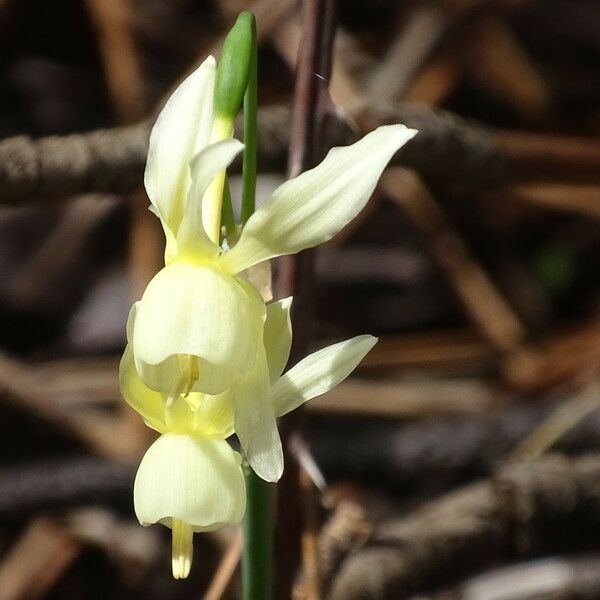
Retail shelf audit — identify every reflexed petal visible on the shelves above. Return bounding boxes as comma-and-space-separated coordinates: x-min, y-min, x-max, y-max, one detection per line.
132, 263, 264, 395
220, 125, 417, 273
134, 433, 246, 531
263, 297, 293, 382
271, 335, 377, 417
144, 57, 216, 233
176, 139, 244, 260
231, 350, 283, 482
119, 344, 166, 432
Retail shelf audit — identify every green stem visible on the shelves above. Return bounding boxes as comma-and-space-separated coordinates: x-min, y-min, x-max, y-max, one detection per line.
242, 466, 274, 600
241, 13, 258, 225
240, 12, 273, 600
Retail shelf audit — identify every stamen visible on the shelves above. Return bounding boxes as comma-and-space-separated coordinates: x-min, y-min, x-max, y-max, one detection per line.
179, 355, 200, 397
171, 519, 193, 579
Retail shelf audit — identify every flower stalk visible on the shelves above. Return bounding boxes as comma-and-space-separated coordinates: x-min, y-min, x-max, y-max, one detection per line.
238, 14, 274, 600
242, 466, 274, 600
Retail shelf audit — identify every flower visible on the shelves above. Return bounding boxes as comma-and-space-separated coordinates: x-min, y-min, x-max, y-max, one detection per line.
127, 55, 417, 484
121, 304, 379, 578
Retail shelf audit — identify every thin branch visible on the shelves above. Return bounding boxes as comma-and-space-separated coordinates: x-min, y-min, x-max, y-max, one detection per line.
329, 454, 600, 600
4, 104, 600, 205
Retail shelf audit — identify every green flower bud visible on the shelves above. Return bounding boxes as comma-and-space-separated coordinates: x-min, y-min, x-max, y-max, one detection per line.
214, 11, 256, 122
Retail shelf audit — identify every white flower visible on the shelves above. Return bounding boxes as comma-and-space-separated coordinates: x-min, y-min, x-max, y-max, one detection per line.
128, 56, 416, 483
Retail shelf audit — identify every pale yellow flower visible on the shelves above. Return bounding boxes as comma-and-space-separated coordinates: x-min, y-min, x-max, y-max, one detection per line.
128, 56, 416, 483
121, 306, 378, 577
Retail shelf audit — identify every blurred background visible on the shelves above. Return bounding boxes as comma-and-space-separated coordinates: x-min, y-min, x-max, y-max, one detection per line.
0, 0, 600, 598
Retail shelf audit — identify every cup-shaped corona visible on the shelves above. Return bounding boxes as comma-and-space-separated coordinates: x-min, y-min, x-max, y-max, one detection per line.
134, 433, 246, 579
132, 263, 266, 398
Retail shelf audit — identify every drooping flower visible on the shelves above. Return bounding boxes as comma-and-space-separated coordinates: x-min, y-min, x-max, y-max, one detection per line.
121, 297, 378, 578
127, 54, 417, 484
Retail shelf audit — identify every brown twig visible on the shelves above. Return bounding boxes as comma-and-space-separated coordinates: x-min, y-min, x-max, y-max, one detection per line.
381, 168, 527, 353
0, 518, 81, 600
309, 376, 499, 418
411, 555, 600, 600
0, 351, 143, 458
367, 4, 449, 102
360, 330, 496, 373
6, 102, 600, 205
0, 458, 134, 519
202, 529, 243, 600
329, 454, 600, 600
467, 16, 552, 120
8, 194, 118, 311
492, 182, 600, 220
275, 1, 338, 598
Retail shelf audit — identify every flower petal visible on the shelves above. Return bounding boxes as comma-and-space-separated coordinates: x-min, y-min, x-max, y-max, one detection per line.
263, 297, 293, 382
166, 393, 235, 439
231, 350, 283, 482
176, 139, 244, 260
119, 344, 166, 432
134, 433, 246, 531
126, 301, 138, 344
132, 263, 264, 395
144, 57, 216, 233
271, 335, 377, 417
220, 125, 417, 273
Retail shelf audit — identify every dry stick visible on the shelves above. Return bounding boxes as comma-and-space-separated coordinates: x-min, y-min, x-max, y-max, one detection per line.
403, 52, 463, 105
202, 529, 243, 600
8, 194, 118, 310
0, 458, 135, 519
84, 0, 159, 293
329, 454, 600, 600
509, 381, 600, 461
318, 501, 371, 597
495, 182, 600, 220
504, 317, 600, 391
34, 355, 120, 406
367, 4, 449, 102
295, 468, 323, 600
365, 1, 523, 107
467, 16, 552, 120
307, 396, 600, 495
412, 555, 600, 600
309, 376, 499, 418
381, 168, 526, 354
270, 13, 367, 122
0, 518, 81, 600
360, 330, 496, 372
8, 397, 600, 521
85, 0, 158, 453
5, 103, 600, 206
0, 351, 138, 458
496, 129, 600, 184
65, 507, 162, 575
84, 0, 161, 295
274, 2, 337, 598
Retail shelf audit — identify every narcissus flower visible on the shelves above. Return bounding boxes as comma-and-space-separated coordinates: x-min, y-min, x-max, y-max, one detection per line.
127, 54, 417, 484
121, 303, 378, 578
